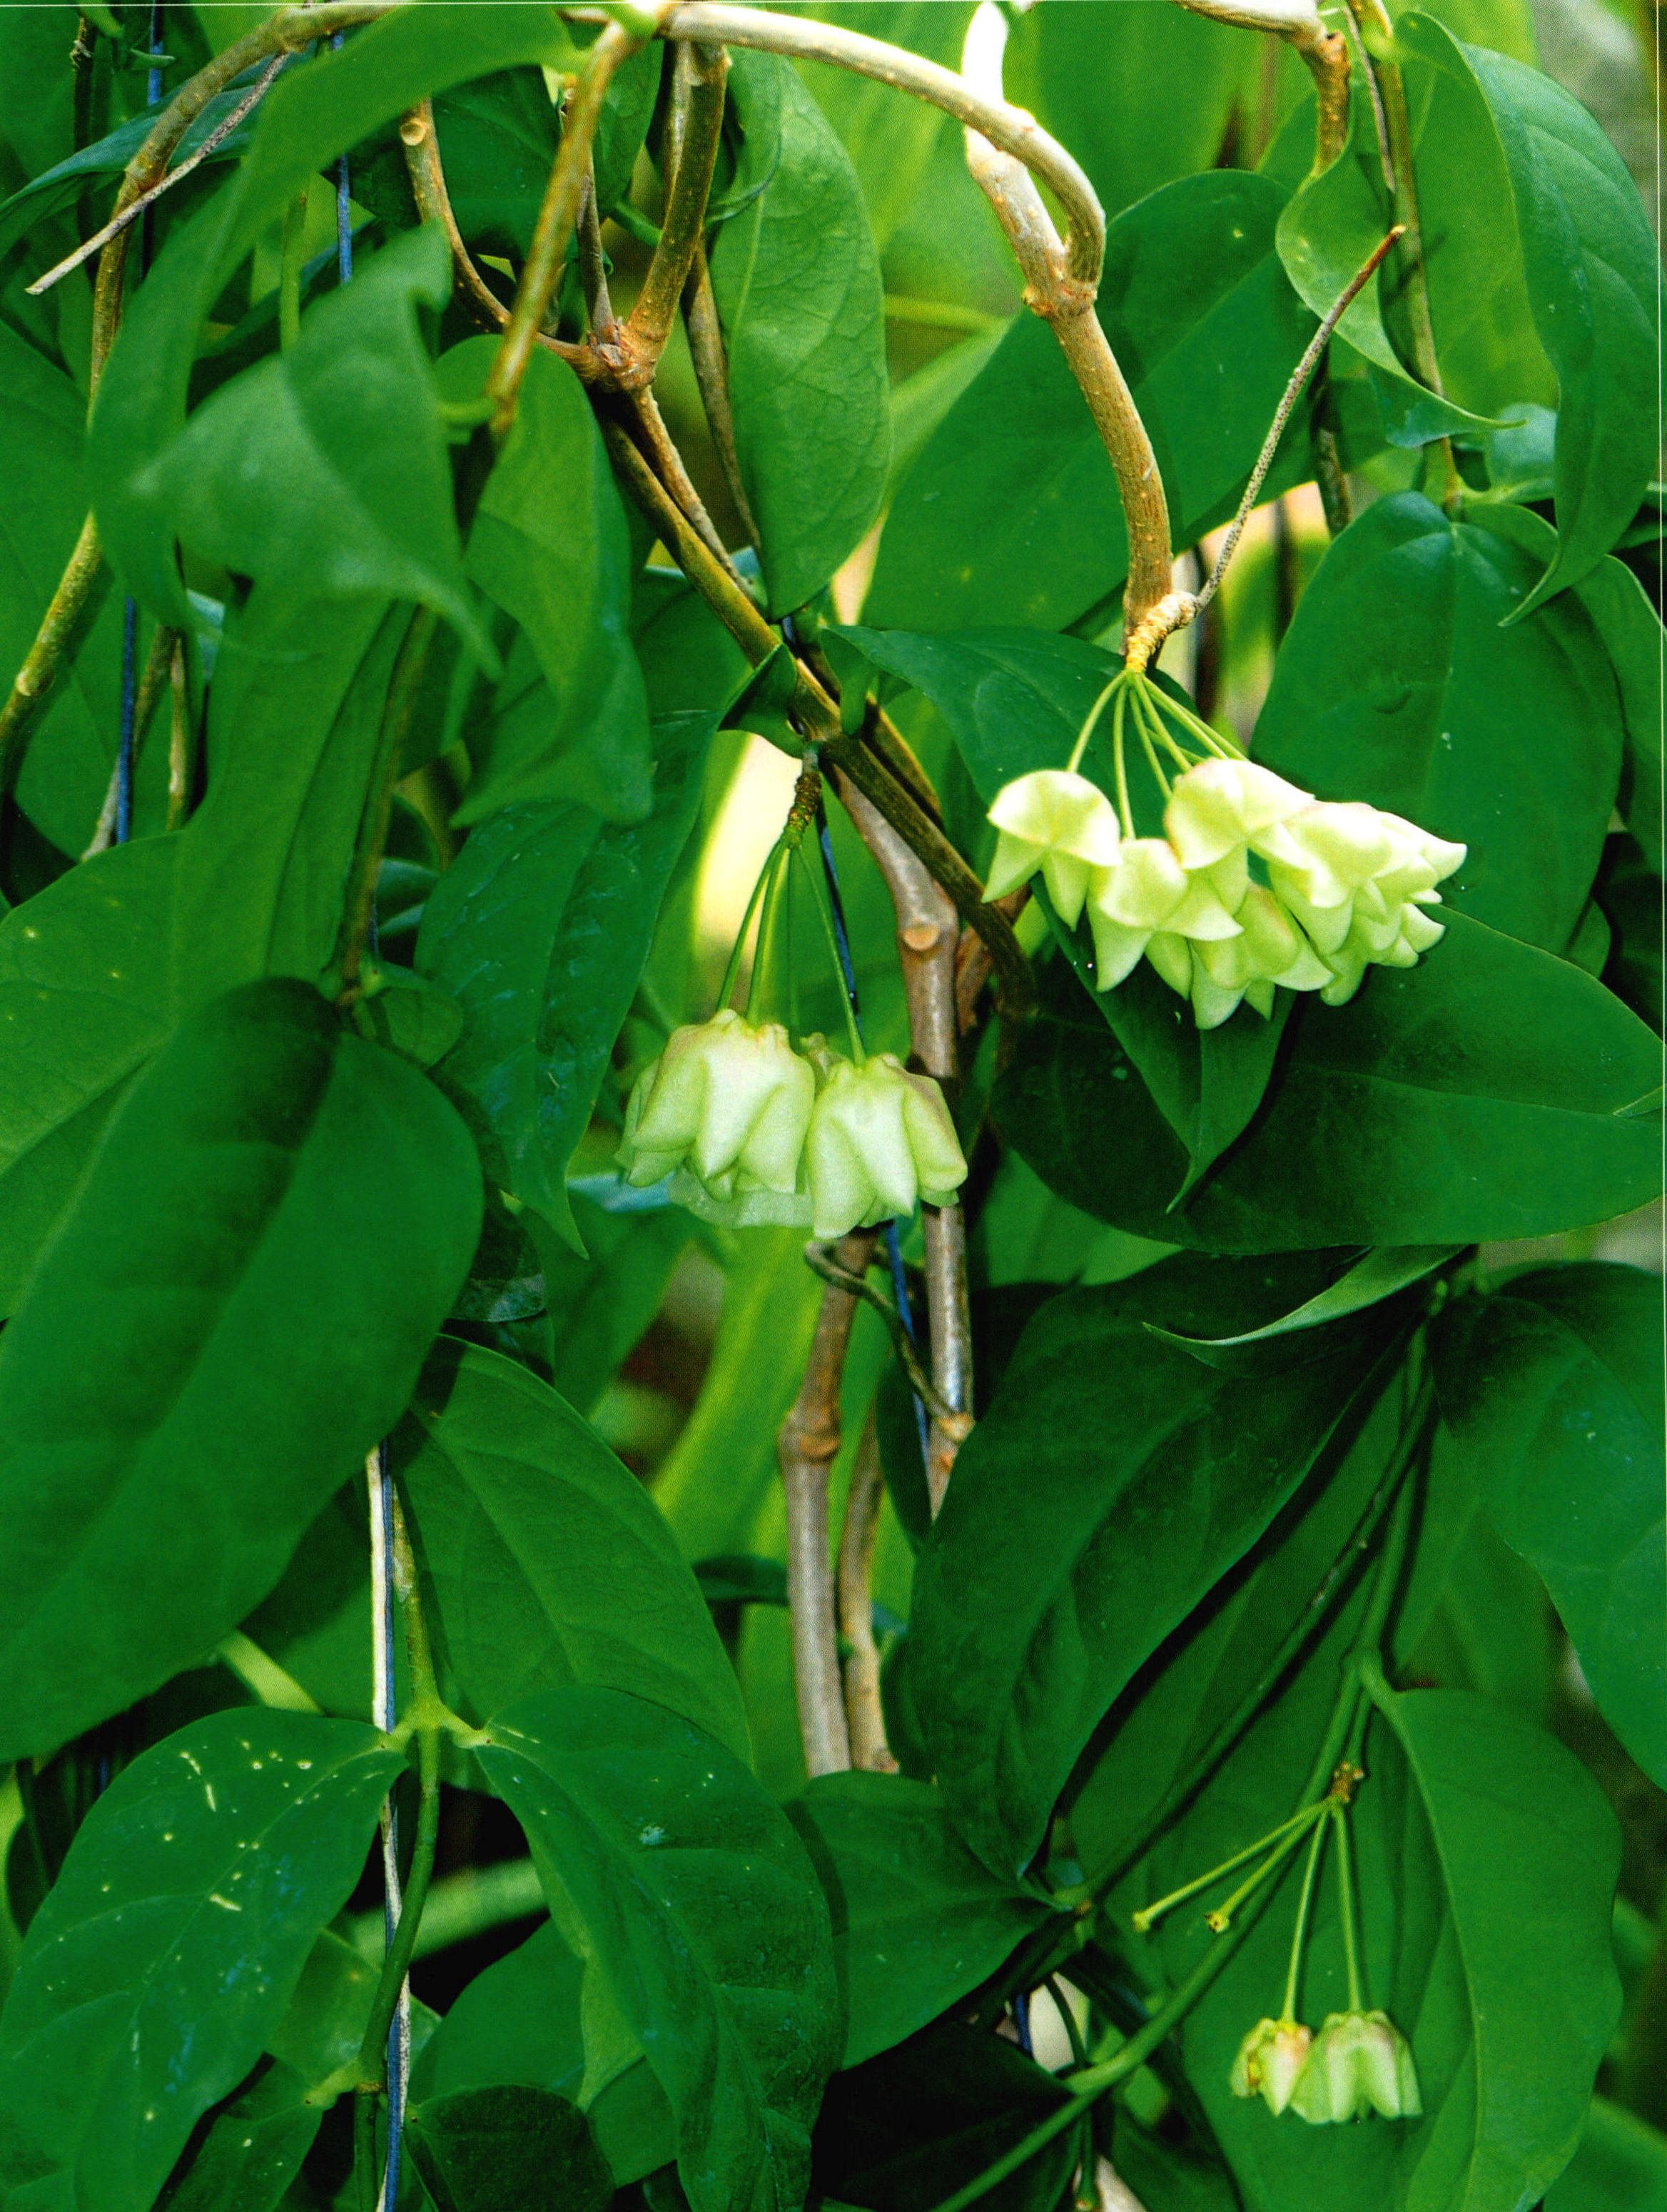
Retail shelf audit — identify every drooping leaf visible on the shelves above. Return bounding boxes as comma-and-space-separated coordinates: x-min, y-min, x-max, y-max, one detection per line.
153, 2061, 320, 2212
407, 2086, 614, 2212
1252, 492, 1625, 950
789, 1772, 1058, 2067
997, 915, 1661, 1252
418, 711, 714, 1248
866, 171, 1316, 635
908, 1257, 1395, 1876
0, 978, 481, 1760
1145, 1244, 1459, 1372
1431, 1262, 1666, 1784
711, 51, 890, 616
1397, 16, 1659, 609
395, 1337, 749, 1757
148, 225, 489, 658
478, 1684, 841, 2212
88, 4, 580, 622
0, 1711, 399, 2212
439, 338, 652, 824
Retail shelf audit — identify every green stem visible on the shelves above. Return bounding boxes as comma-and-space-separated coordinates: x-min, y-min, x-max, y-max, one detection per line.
0, 512, 106, 793
1280, 1806, 1329, 2020
1065, 671, 1123, 776
1206, 1805, 1325, 1932
485, 20, 639, 436
794, 842, 864, 1060
719, 835, 786, 1011
332, 607, 437, 1002
883, 293, 1003, 335
1333, 1803, 1364, 2010
1109, 686, 1134, 838
278, 188, 308, 350
744, 846, 791, 1025
1132, 1804, 1316, 1933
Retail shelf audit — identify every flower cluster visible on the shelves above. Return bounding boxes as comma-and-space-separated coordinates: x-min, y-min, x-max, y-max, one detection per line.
618, 1011, 967, 1239
1234, 2008, 1420, 2125
984, 676, 1464, 1030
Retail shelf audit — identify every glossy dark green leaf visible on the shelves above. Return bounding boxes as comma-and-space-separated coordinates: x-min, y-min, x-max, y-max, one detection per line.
997, 913, 1662, 1252
407, 2086, 613, 2212
430, 67, 557, 259
813, 2020, 1075, 2212
789, 1772, 1058, 2066
440, 338, 651, 823
592, 43, 664, 218
152, 225, 488, 657
1399, 16, 1659, 609
0, 321, 134, 857
418, 710, 714, 1247
711, 52, 890, 616
910, 1259, 1391, 1876
413, 1921, 678, 2188
1147, 1246, 1456, 1369
0, 1710, 399, 2212
1431, 1263, 1666, 1784
1546, 2099, 1667, 2211
0, 978, 481, 1760
1254, 492, 1623, 950
866, 171, 1314, 635
354, 963, 465, 1068
155, 2061, 320, 2212
1152, 1651, 1622, 2211
89, 4, 579, 622
1573, 552, 1663, 874
395, 1337, 749, 1755
1277, 86, 1493, 442
1005, 0, 1251, 225
479, 1684, 840, 2212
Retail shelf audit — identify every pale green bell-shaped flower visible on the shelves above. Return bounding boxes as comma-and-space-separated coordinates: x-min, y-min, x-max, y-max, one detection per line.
1254, 800, 1397, 903
1085, 837, 1190, 989
1165, 759, 1312, 870
1230, 2017, 1313, 2118
985, 769, 1121, 927
619, 1009, 814, 1199
1290, 2010, 1422, 2124
803, 1045, 968, 1240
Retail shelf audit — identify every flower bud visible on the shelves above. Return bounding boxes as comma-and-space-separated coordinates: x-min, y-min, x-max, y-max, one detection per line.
1165, 759, 1312, 869
1290, 2010, 1421, 2124
985, 770, 1121, 926
1230, 2017, 1313, 2117
804, 1046, 968, 1240
619, 1009, 814, 1198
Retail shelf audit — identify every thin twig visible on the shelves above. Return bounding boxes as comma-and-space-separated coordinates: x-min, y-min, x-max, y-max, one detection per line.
957, 4, 1173, 638
1192, 226, 1402, 617
625, 38, 728, 372
779, 1232, 876, 1776
0, 513, 106, 791
682, 242, 761, 544
803, 1241, 957, 1424
81, 621, 178, 857
622, 387, 738, 572
484, 19, 639, 436
29, 52, 288, 296
838, 1417, 898, 1772
574, 166, 616, 333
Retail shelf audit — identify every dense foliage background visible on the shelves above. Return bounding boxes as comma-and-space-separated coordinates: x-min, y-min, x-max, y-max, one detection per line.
0, 1, 1660, 2208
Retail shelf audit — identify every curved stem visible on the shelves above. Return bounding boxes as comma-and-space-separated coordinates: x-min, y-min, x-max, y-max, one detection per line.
1281, 1811, 1329, 2020
627, 39, 728, 367
683, 242, 761, 545
1167, 0, 1349, 169
485, 19, 639, 436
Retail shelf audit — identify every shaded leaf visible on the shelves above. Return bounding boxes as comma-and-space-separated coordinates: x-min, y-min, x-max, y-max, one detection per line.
156, 2061, 320, 2212
0, 1711, 398, 2212
480, 1684, 840, 2212
1546, 2099, 1667, 2211
407, 2086, 613, 2212
0, 978, 481, 1760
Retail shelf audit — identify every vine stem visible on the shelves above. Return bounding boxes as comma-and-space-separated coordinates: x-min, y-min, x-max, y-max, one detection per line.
333, 607, 437, 1003
957, 2, 1173, 637
838, 1416, 897, 1771
1167, 0, 1349, 168
483, 17, 640, 436
623, 38, 729, 375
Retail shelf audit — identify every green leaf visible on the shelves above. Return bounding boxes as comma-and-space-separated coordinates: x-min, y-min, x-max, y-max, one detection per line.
1277, 86, 1494, 442
154, 2061, 320, 2212
438, 338, 652, 823
1572, 553, 1663, 875
1145, 1246, 1458, 1371
0, 321, 133, 858
407, 2086, 614, 2212
1397, 17, 1659, 609
1431, 1263, 1666, 1784
997, 913, 1662, 1252
1253, 492, 1624, 950
0, 1710, 399, 2212
429, 68, 557, 260
908, 1259, 1393, 1876
789, 1772, 1058, 2067
1155, 1662, 1622, 2211
866, 171, 1315, 635
814, 2020, 1075, 2212
418, 711, 714, 1248
478, 1684, 841, 2212
711, 53, 890, 616
395, 1337, 749, 1756
1546, 2099, 1667, 2211
150, 226, 489, 659
88, 4, 579, 622
796, 5, 973, 251
592, 44, 664, 218
1005, 0, 1252, 225
0, 978, 481, 1760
